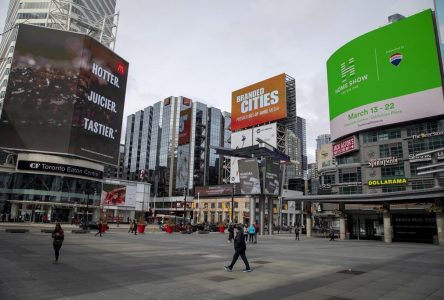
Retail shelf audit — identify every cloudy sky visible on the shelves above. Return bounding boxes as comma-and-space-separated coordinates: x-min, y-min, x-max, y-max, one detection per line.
0, 0, 435, 162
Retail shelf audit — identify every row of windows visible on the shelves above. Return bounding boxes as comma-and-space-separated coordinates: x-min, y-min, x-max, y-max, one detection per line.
363, 129, 401, 143
406, 120, 443, 137
17, 13, 47, 19
19, 2, 49, 9
338, 167, 361, 183
380, 142, 403, 158
408, 136, 444, 154
361, 120, 444, 142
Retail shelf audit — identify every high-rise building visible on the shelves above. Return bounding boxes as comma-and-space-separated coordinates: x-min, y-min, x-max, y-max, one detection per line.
104, 144, 125, 179
0, 0, 118, 113
123, 97, 230, 201
0, 0, 129, 223
316, 134, 331, 150
296, 116, 307, 177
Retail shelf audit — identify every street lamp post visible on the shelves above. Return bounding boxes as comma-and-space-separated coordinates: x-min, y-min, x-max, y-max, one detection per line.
231, 183, 235, 223
183, 186, 187, 224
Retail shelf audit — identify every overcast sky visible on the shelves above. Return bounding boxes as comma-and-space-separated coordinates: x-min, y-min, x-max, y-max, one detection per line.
0, 0, 435, 162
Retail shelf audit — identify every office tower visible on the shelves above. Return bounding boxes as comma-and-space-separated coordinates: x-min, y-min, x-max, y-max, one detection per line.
296, 116, 307, 177
123, 97, 230, 198
316, 134, 331, 150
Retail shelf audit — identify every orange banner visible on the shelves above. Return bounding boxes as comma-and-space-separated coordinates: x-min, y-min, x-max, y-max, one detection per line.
231, 74, 287, 131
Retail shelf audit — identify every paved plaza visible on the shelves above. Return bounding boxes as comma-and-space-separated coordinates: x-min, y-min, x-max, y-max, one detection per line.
1, 226, 444, 300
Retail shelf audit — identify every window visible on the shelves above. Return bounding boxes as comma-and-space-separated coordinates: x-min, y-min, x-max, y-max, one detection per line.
408, 136, 444, 155
363, 129, 401, 143
320, 174, 335, 185
406, 120, 443, 137
411, 179, 433, 190
339, 186, 362, 194
382, 186, 406, 192
217, 202, 222, 209
381, 165, 404, 178
336, 152, 360, 165
338, 167, 361, 183
380, 143, 403, 158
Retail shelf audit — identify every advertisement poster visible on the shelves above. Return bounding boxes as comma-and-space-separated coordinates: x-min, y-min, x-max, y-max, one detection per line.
264, 159, 280, 195
252, 122, 277, 147
332, 136, 358, 157
327, 10, 443, 141
238, 158, 261, 195
230, 129, 253, 183
231, 73, 287, 131
178, 108, 192, 145
0, 24, 129, 165
102, 184, 126, 206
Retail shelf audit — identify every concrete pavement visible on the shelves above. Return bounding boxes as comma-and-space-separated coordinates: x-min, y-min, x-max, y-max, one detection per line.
1, 228, 443, 299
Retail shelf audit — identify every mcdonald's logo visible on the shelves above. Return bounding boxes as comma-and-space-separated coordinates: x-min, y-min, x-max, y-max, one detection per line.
116, 62, 126, 76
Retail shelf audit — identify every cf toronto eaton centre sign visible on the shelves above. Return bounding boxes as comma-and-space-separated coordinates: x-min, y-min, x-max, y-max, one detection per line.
17, 160, 103, 180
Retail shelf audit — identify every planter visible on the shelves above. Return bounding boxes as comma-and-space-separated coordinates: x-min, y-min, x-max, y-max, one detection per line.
218, 226, 225, 233
137, 224, 146, 234
166, 226, 173, 234
101, 225, 107, 233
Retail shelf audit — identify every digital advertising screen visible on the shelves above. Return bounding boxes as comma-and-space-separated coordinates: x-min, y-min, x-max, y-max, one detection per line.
102, 184, 126, 206
238, 158, 261, 195
327, 10, 443, 141
263, 159, 280, 196
0, 24, 129, 165
231, 73, 287, 131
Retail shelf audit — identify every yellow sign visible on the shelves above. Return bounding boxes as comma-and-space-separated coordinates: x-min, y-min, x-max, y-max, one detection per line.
368, 178, 408, 186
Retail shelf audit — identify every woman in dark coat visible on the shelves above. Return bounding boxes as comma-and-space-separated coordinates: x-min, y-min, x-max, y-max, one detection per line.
52, 223, 64, 263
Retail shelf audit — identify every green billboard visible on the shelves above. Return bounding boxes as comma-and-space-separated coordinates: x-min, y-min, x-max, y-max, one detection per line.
327, 10, 443, 141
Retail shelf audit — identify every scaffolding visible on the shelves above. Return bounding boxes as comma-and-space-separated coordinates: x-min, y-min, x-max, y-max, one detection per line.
45, 0, 119, 50
276, 74, 296, 154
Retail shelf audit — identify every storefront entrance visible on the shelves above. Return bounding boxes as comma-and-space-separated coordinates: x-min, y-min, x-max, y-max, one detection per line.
347, 214, 383, 240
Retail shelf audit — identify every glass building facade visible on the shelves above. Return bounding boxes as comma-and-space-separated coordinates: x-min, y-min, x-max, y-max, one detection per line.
123, 97, 230, 198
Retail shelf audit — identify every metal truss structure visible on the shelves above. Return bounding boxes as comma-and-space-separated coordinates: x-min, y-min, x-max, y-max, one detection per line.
45, 0, 119, 50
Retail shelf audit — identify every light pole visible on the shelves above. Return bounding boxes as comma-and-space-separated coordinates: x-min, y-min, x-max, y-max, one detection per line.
197, 192, 200, 223
183, 185, 187, 224
231, 183, 235, 223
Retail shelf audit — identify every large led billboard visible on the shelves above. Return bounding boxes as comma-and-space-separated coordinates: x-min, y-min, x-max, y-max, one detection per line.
327, 10, 443, 141
231, 74, 287, 131
0, 24, 129, 165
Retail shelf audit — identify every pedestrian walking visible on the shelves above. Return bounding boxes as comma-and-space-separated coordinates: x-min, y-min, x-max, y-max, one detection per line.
224, 225, 251, 272
295, 224, 300, 240
329, 227, 336, 241
132, 219, 137, 235
51, 223, 64, 263
95, 220, 103, 237
128, 219, 133, 233
253, 222, 259, 244
228, 224, 234, 243
248, 224, 255, 243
